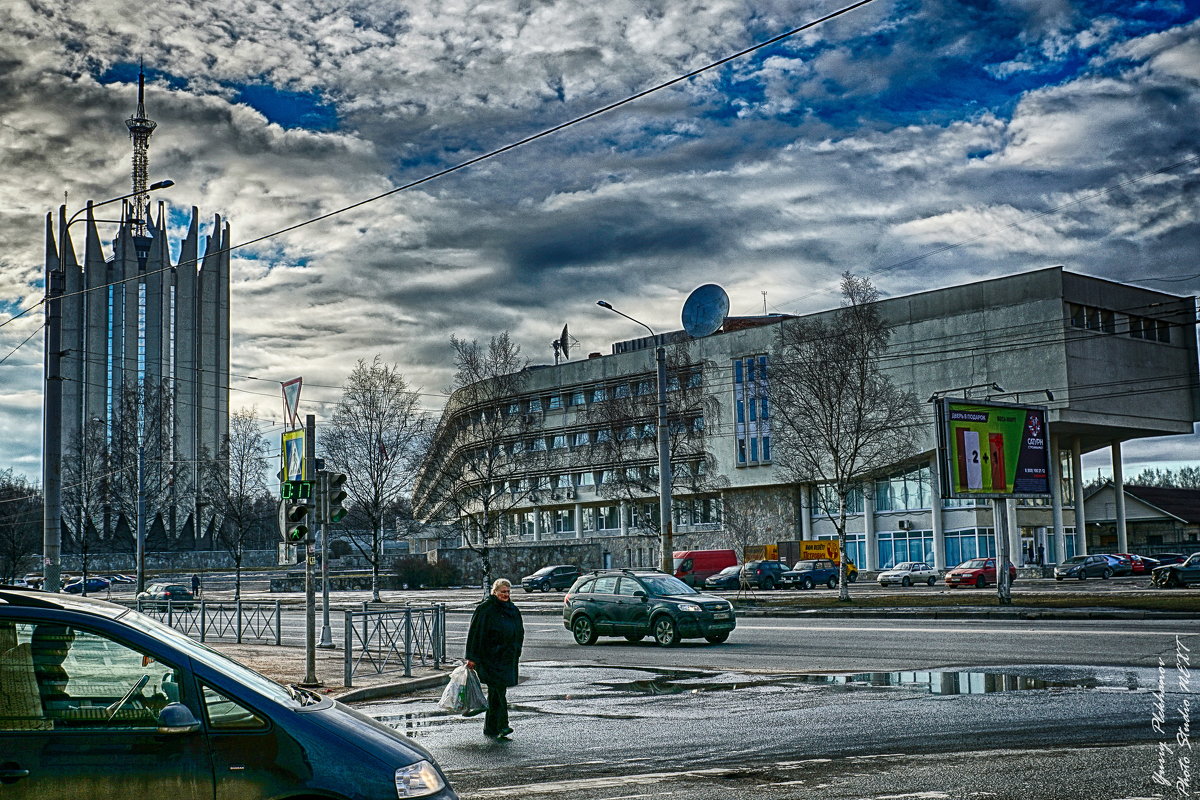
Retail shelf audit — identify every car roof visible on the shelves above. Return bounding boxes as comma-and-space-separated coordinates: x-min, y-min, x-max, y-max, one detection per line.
0, 588, 128, 619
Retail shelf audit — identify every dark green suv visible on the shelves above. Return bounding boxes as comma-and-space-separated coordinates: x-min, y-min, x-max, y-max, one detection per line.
562, 570, 736, 647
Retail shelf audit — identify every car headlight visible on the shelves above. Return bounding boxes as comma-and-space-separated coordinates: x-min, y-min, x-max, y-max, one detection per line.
395, 760, 445, 798
678, 603, 702, 612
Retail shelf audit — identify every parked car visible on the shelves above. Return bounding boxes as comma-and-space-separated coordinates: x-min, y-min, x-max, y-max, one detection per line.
1151, 553, 1200, 588
107, 573, 136, 584
944, 558, 1017, 588
563, 569, 736, 646
841, 559, 860, 583
704, 565, 744, 591
21, 573, 43, 589
136, 582, 196, 609
1110, 554, 1156, 574
0, 588, 457, 798
780, 559, 840, 590
672, 549, 737, 587
1098, 554, 1133, 577
62, 576, 111, 594
878, 562, 938, 587
741, 560, 791, 590
1053, 554, 1114, 581
520, 564, 581, 592
1150, 553, 1187, 567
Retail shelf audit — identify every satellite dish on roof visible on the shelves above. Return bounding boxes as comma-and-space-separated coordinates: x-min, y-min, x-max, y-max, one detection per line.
681, 284, 729, 338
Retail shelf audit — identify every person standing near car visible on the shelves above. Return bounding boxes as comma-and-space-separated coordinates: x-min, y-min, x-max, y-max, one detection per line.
191, 573, 201, 598
465, 578, 524, 740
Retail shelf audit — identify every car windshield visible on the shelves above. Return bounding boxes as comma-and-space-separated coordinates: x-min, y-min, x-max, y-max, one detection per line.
640, 575, 698, 596
792, 561, 818, 570
716, 566, 741, 576
959, 559, 988, 569
532, 567, 555, 576
1063, 556, 1088, 564
118, 608, 299, 707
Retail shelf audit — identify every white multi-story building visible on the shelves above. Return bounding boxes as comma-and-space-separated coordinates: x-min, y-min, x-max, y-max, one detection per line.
414, 267, 1199, 572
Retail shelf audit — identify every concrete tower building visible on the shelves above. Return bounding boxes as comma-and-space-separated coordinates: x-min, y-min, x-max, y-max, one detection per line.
47, 69, 231, 548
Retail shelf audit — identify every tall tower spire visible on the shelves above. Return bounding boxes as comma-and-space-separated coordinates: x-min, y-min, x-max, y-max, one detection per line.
125, 64, 157, 236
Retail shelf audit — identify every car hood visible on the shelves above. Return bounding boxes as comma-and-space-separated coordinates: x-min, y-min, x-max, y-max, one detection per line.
878, 570, 908, 577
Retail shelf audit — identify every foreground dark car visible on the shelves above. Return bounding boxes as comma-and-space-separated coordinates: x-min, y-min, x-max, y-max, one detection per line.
1151, 553, 1200, 588
520, 564, 581, 592
0, 588, 457, 799
564, 569, 736, 646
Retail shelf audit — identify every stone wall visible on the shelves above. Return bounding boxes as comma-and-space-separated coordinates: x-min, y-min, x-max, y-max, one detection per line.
59, 550, 280, 573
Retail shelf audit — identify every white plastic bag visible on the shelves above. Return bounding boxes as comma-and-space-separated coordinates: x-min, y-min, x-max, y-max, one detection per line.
439, 664, 487, 716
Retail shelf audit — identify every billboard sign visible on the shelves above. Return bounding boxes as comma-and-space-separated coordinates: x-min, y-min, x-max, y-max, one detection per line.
937, 399, 1051, 499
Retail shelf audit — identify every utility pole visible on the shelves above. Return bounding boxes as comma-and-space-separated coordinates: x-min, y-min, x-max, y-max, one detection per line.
317, 469, 334, 648
136, 442, 146, 594
302, 414, 319, 685
654, 343, 673, 573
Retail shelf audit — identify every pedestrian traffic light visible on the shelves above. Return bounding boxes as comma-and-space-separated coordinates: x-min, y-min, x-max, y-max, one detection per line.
326, 472, 348, 523
285, 499, 311, 543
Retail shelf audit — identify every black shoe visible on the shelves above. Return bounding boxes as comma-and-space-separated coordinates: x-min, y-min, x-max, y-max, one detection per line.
499, 727, 513, 737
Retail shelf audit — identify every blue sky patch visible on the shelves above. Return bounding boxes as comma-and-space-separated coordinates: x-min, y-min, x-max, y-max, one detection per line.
234, 85, 338, 131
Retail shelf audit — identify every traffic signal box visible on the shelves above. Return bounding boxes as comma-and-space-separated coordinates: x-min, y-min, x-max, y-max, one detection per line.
281, 480, 314, 543
325, 472, 348, 523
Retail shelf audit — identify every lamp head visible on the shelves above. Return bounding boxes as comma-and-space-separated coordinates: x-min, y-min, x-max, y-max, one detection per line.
597, 300, 612, 310
149, 179, 175, 190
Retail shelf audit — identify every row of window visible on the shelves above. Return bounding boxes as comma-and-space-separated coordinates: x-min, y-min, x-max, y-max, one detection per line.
734, 354, 771, 467
494, 462, 708, 496
513, 372, 704, 415
499, 496, 722, 536
1067, 302, 1171, 343
509, 417, 705, 454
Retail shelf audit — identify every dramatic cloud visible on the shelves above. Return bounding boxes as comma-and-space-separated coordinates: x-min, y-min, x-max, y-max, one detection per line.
1, 0, 1197, 478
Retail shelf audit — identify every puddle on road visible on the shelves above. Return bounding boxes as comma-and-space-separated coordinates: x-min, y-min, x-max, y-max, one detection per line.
598, 668, 1144, 697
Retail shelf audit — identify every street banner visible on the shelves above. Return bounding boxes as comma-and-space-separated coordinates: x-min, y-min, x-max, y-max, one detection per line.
937, 398, 1051, 499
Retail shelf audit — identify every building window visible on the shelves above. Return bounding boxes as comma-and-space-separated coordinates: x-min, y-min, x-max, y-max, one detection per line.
574, 431, 589, 447
576, 471, 594, 486
554, 509, 574, 533
614, 383, 631, 399
943, 528, 996, 567
550, 434, 568, 450
876, 529, 934, 569
1067, 303, 1114, 334
528, 397, 543, 413
592, 386, 607, 403
874, 465, 932, 512
733, 354, 770, 466
815, 484, 865, 515
569, 390, 587, 406
547, 394, 563, 410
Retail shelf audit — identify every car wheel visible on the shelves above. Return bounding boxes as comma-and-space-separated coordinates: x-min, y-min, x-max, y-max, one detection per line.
762, 578, 775, 591
705, 632, 729, 644
1102, 568, 1112, 580
826, 576, 838, 589
848, 572, 858, 583
879, 582, 889, 588
1055, 576, 1063, 581
541, 583, 551, 592
572, 616, 598, 646
801, 577, 813, 590
1078, 571, 1087, 580
524, 588, 533, 593
926, 576, 936, 586
624, 634, 645, 642
653, 616, 680, 647
901, 576, 911, 587
975, 575, 986, 588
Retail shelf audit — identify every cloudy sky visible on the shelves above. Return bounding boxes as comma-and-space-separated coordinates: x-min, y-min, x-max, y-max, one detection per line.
1, 0, 1197, 481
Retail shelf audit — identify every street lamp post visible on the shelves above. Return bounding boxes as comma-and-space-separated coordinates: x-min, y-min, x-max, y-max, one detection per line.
596, 301, 674, 573
44, 181, 174, 593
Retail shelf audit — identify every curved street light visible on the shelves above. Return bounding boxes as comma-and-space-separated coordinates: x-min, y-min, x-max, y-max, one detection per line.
596, 300, 674, 573
43, 180, 174, 593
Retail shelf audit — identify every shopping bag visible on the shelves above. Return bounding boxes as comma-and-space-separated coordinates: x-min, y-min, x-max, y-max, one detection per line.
438, 665, 470, 713
462, 668, 487, 717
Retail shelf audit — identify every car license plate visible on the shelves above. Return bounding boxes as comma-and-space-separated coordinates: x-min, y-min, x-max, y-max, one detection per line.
713, 612, 730, 620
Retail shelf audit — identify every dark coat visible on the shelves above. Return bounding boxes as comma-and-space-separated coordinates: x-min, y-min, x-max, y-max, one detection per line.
465, 594, 524, 687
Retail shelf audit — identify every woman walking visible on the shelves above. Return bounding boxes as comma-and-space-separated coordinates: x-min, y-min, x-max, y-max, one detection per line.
465, 578, 524, 739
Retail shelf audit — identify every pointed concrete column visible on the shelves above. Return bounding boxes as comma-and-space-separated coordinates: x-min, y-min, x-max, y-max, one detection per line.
533, 507, 542, 542
574, 503, 583, 540
1071, 437, 1088, 556
1112, 440, 1128, 553
863, 491, 877, 571
800, 484, 814, 540
619, 501, 629, 537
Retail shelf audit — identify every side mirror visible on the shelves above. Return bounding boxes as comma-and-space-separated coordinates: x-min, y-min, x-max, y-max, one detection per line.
157, 702, 202, 734
633, 590, 647, 600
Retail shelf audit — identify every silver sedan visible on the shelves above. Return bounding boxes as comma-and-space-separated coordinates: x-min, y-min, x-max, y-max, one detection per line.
878, 561, 938, 587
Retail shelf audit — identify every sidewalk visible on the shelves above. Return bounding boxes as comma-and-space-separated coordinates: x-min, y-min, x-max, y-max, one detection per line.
204, 640, 455, 703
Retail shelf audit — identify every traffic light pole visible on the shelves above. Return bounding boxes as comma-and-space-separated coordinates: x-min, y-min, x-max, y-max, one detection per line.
302, 414, 319, 685
318, 470, 334, 648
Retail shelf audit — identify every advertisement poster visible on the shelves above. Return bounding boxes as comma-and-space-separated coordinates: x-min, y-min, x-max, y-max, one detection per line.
938, 399, 1051, 499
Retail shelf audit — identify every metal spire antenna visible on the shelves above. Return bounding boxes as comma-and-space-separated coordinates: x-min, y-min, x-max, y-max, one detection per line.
125, 65, 157, 235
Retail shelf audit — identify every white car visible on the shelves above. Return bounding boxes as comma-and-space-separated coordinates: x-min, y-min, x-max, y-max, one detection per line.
878, 561, 938, 587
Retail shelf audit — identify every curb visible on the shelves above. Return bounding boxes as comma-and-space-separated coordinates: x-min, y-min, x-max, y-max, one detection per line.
335, 672, 451, 703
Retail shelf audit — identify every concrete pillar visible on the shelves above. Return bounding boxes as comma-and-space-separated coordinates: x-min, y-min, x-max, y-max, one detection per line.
533, 508, 542, 542
864, 490, 877, 571
619, 501, 628, 537
1049, 434, 1066, 565
82, 210, 109, 428
800, 484, 813, 540
1112, 440, 1128, 553
1071, 437, 1088, 555
59, 219, 83, 458
1006, 498, 1020, 565
574, 503, 583, 540
929, 454, 944, 570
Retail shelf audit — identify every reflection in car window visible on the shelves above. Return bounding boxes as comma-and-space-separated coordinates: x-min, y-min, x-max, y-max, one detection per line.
202, 684, 268, 730
640, 575, 697, 596
573, 578, 595, 594
592, 576, 619, 594
615, 578, 642, 596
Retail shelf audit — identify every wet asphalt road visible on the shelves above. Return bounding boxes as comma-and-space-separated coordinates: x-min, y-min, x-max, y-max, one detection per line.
358, 660, 1193, 799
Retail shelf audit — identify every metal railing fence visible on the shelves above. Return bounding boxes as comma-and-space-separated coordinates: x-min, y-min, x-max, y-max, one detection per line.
343, 603, 446, 688
127, 599, 283, 645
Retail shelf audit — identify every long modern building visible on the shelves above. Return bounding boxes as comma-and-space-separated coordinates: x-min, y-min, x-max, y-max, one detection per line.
413, 267, 1200, 572
46, 71, 230, 548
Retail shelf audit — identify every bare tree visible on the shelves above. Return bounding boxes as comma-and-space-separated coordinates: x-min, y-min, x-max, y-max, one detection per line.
719, 495, 767, 593
770, 273, 923, 602
415, 333, 550, 591
107, 381, 179, 556
584, 342, 724, 558
0, 469, 41, 583
61, 417, 111, 594
205, 409, 269, 599
323, 357, 430, 601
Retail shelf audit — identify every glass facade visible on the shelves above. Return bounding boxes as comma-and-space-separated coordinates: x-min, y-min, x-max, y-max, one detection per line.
943, 528, 996, 567
733, 354, 770, 466
876, 529, 934, 568
875, 465, 932, 512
